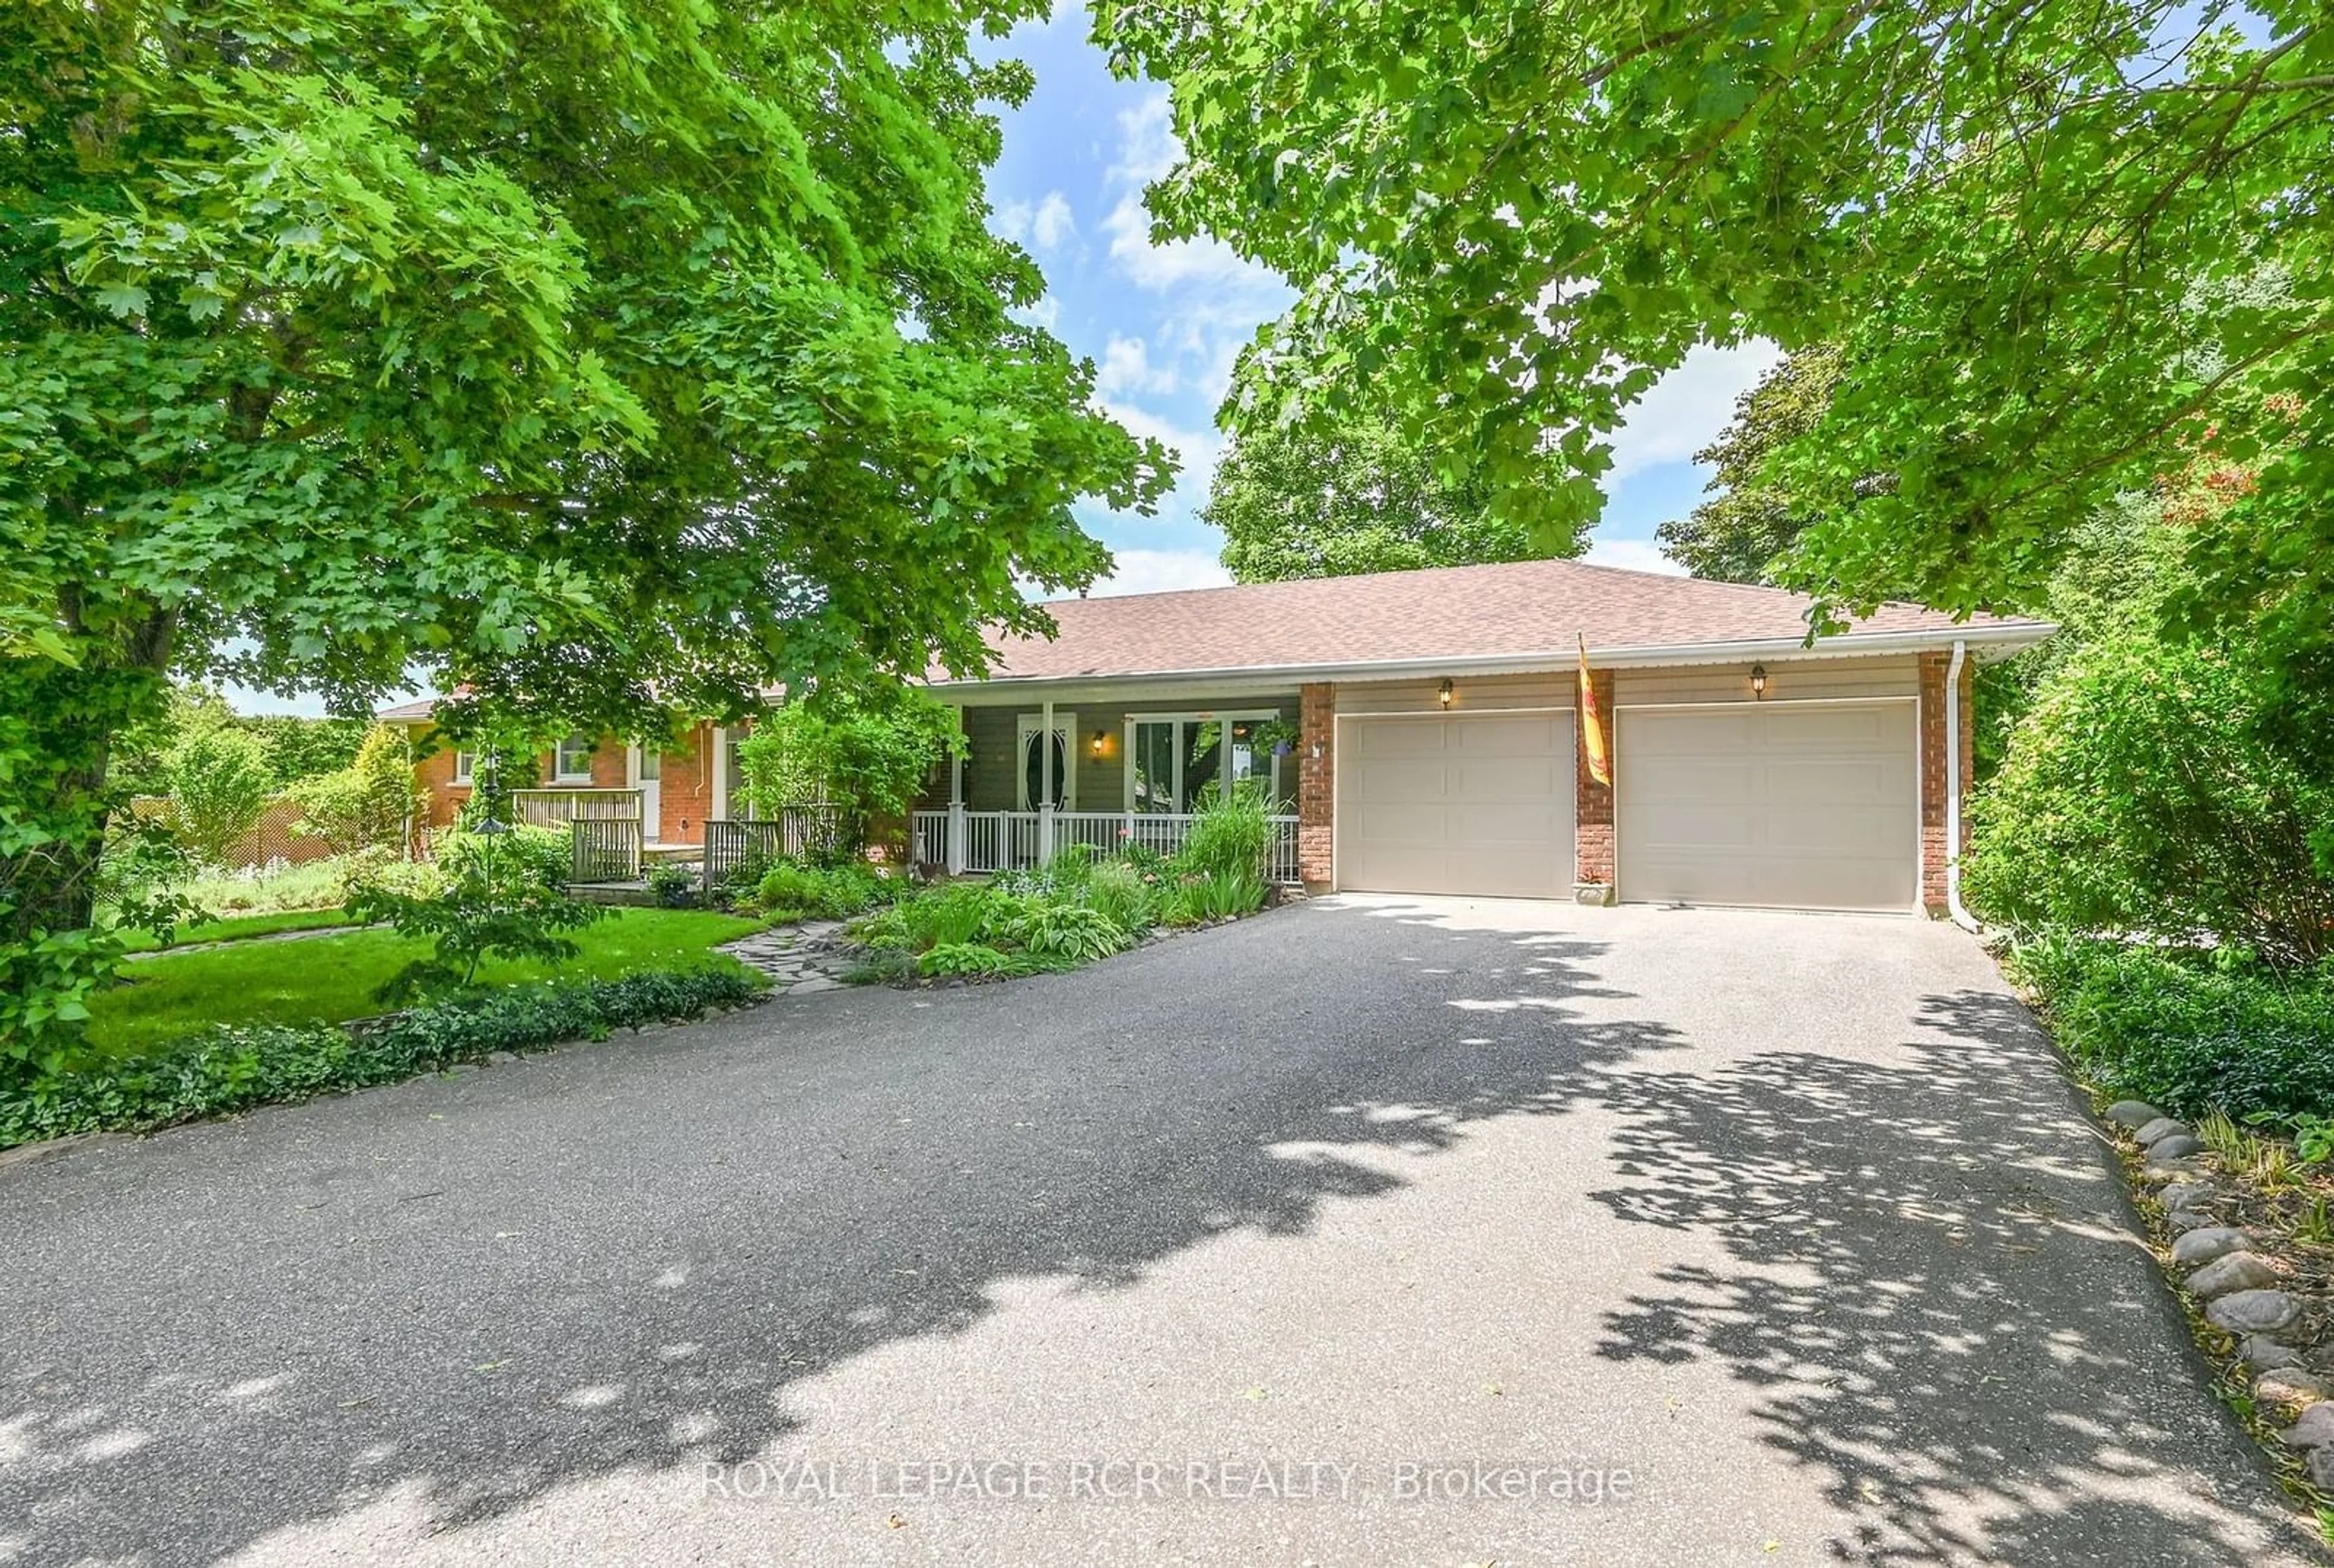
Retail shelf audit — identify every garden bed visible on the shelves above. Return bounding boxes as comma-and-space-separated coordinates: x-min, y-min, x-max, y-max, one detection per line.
2102, 1100, 2334, 1521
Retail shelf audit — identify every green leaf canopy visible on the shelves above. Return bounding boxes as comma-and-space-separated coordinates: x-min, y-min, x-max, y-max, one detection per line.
1093, 1, 2330, 641
2, 0, 1171, 727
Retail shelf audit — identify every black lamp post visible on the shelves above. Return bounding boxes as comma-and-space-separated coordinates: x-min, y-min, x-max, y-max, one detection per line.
472, 816, 512, 917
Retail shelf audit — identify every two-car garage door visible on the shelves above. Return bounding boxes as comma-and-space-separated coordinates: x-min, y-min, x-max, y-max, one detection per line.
1334, 699, 1918, 911
1337, 712, 1575, 900
1617, 702, 1917, 912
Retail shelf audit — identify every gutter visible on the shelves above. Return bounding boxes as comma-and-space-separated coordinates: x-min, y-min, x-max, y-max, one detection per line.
928, 621, 2058, 700
1944, 638, 1980, 932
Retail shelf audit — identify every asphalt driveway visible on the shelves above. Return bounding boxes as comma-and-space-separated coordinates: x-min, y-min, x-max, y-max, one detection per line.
1, 896, 2316, 1566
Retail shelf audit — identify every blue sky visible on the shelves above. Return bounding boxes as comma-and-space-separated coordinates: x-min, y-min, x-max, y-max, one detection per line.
228, 5, 1772, 715
986, 8, 1773, 598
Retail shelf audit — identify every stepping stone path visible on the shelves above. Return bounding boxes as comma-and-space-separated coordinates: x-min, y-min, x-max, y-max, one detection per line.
718, 920, 861, 995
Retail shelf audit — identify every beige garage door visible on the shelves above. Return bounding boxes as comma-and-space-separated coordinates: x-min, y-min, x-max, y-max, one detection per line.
1337, 713, 1575, 898
1617, 701, 1917, 911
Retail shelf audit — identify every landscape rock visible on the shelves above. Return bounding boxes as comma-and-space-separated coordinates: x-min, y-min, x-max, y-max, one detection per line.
2159, 1181, 2216, 1212
2140, 1157, 2209, 1186
2184, 1252, 2279, 1300
787, 977, 842, 995
2166, 1209, 2226, 1234
2254, 1369, 2330, 1414
2147, 1133, 2206, 1160
2135, 1116, 2191, 1147
2205, 1289, 2304, 1337
2278, 1402, 2334, 1450
2312, 1448, 2334, 1492
2169, 1226, 2251, 1268
2105, 1100, 2166, 1129
2243, 1335, 2304, 1371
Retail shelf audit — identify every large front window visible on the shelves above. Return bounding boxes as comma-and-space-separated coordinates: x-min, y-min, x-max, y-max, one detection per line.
1126, 713, 1282, 812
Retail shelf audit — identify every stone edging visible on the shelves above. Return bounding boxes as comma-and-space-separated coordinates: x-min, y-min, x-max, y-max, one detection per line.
2104, 1099, 2334, 1499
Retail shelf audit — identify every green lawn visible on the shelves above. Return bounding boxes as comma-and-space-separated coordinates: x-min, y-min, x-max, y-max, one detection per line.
115, 907, 360, 953
88, 908, 766, 1056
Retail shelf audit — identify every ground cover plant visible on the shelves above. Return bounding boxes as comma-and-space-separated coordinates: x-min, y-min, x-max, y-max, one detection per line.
1, 964, 765, 1150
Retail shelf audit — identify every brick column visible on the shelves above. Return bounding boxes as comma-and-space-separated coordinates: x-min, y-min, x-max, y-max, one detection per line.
1298, 682, 1335, 887
1917, 652, 1972, 913
1574, 668, 1616, 901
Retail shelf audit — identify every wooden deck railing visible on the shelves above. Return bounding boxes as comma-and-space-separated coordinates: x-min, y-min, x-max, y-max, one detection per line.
512, 788, 643, 828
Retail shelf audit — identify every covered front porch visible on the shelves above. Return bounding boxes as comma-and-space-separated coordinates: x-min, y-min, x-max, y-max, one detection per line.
915, 691, 1308, 882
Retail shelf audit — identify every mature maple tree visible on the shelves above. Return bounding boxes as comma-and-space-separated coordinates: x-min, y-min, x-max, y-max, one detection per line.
0, 0, 1168, 1050
1207, 413, 1541, 582
1094, 1, 2330, 650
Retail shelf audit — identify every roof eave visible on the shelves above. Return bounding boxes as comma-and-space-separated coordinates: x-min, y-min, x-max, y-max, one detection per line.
926, 622, 2057, 698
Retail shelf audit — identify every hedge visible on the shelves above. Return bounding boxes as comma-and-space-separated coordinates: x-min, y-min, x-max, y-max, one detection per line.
2011, 934, 2334, 1121
1, 965, 765, 1150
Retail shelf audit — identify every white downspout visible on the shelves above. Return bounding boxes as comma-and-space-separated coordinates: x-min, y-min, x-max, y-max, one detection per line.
1943, 638, 1980, 932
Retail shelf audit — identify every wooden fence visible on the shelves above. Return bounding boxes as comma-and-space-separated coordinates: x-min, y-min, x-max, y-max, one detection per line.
126, 796, 340, 870
570, 818, 642, 884
700, 805, 852, 891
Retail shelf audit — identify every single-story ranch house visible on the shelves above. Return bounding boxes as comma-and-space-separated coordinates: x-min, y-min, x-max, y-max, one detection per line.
385, 557, 2051, 915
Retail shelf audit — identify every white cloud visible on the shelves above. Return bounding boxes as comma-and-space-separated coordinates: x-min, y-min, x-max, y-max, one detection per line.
1606, 341, 1781, 481
1030, 190, 1075, 251
1090, 549, 1233, 597
1582, 538, 1687, 576
1103, 190, 1280, 293
1111, 91, 1179, 184
1093, 334, 1177, 397
1100, 397, 1224, 511
1101, 91, 1284, 295
1013, 293, 1061, 332
992, 189, 1075, 253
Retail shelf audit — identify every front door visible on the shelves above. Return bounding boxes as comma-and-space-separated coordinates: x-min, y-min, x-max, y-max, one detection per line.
1017, 712, 1075, 810
630, 744, 663, 842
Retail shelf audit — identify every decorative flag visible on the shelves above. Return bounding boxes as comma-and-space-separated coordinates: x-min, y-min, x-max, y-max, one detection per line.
1578, 635, 1611, 787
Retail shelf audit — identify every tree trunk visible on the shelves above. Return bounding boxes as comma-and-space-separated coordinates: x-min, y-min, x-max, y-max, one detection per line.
1, 605, 177, 943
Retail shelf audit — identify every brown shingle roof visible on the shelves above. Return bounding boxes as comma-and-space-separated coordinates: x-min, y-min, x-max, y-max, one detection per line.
942, 557, 2047, 684
376, 696, 438, 721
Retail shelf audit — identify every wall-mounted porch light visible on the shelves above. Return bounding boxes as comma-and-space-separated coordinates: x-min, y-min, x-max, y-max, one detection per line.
1089, 729, 1107, 758
1750, 663, 1769, 701
1437, 678, 1455, 708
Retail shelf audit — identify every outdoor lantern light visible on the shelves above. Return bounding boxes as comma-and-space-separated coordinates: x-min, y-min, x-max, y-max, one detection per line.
1750, 664, 1769, 700
1438, 678, 1454, 708
1090, 729, 1106, 757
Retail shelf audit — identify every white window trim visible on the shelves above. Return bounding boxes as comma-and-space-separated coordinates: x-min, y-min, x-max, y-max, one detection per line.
1121, 709, 1284, 813
552, 735, 595, 785
451, 749, 475, 786
1016, 710, 1078, 811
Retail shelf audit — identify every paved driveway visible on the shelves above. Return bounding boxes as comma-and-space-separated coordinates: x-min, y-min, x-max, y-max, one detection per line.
1, 897, 2316, 1566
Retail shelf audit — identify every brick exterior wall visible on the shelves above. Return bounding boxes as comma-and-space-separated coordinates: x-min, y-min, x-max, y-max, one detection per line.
1298, 682, 1335, 886
1574, 667, 1615, 894
658, 724, 715, 845
1917, 650, 1974, 913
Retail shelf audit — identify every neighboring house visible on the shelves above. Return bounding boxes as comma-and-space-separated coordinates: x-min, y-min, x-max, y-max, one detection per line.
910, 557, 2053, 915
376, 702, 752, 854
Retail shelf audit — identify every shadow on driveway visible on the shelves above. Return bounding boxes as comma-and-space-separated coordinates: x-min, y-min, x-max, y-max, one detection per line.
0, 897, 2311, 1563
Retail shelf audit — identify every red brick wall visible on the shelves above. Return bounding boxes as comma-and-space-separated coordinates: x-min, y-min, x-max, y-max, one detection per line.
660, 724, 716, 845
1574, 667, 1616, 892
408, 727, 644, 837
1917, 651, 1974, 913
1298, 683, 1335, 886
411, 729, 468, 831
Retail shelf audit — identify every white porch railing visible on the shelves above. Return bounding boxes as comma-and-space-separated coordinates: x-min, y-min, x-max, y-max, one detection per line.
910, 808, 1302, 884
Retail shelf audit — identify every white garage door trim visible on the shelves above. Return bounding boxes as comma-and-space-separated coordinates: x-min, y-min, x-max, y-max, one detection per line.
1334, 707, 1577, 899
1614, 696, 1919, 913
